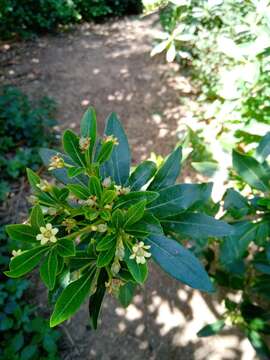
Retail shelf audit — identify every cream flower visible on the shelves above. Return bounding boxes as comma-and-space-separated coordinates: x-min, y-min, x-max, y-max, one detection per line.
102, 177, 112, 188
48, 155, 65, 171
36, 223, 59, 245
11, 249, 22, 258
79, 137, 91, 152
37, 179, 52, 192
97, 224, 107, 233
129, 241, 151, 264
115, 185, 130, 195
103, 135, 119, 145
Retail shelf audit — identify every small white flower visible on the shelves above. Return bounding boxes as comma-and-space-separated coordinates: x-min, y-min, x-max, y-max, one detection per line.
11, 249, 22, 258
37, 179, 52, 192
97, 224, 107, 233
79, 137, 91, 152
111, 260, 121, 275
36, 223, 59, 245
115, 185, 130, 195
115, 240, 125, 260
102, 177, 112, 188
48, 155, 65, 171
129, 241, 151, 264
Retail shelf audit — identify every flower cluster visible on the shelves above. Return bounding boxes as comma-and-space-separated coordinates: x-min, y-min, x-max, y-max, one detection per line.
130, 241, 151, 264
48, 155, 65, 171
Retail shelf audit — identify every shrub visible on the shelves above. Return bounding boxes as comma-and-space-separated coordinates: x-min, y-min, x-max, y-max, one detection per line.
5, 106, 236, 329
151, 0, 270, 171
5, 107, 270, 358
0, 0, 143, 39
0, 86, 57, 202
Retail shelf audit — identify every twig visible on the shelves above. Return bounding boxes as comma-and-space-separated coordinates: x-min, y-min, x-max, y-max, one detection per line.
60, 324, 81, 356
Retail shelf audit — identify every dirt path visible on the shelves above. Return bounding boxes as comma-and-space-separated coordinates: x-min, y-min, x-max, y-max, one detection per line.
1, 15, 255, 360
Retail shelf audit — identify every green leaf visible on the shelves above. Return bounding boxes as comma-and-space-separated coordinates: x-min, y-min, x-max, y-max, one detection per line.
6, 224, 37, 242
88, 176, 102, 199
101, 190, 117, 206
57, 239, 75, 257
63, 130, 86, 168
256, 132, 270, 162
40, 249, 58, 290
6, 246, 48, 278
111, 209, 125, 229
128, 161, 157, 190
102, 113, 131, 185
96, 234, 117, 251
247, 330, 270, 359
147, 183, 212, 219
124, 200, 146, 228
191, 161, 219, 177
80, 106, 97, 161
145, 234, 214, 292
197, 320, 225, 337
21, 345, 38, 360
26, 168, 40, 190
89, 269, 107, 329
67, 167, 85, 178
223, 188, 250, 218
124, 247, 148, 284
96, 140, 114, 164
96, 246, 116, 267
220, 222, 258, 267
126, 212, 163, 237
162, 213, 233, 238
118, 282, 136, 307
50, 270, 95, 327
30, 205, 45, 232
148, 146, 182, 190
233, 150, 269, 192
115, 191, 159, 208
67, 184, 90, 199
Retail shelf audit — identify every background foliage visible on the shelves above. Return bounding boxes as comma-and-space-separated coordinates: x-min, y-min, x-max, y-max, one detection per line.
152, 0, 270, 176
0, 0, 143, 38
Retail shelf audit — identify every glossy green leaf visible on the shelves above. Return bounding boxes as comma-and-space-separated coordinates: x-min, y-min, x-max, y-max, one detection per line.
233, 150, 269, 192
197, 320, 225, 337
40, 249, 58, 290
96, 234, 117, 251
145, 234, 214, 292
128, 161, 157, 190
89, 269, 107, 329
223, 188, 250, 218
247, 330, 270, 359
80, 106, 97, 161
96, 140, 114, 164
101, 189, 117, 205
220, 222, 258, 267
162, 213, 233, 238
118, 282, 136, 308
256, 132, 270, 162
102, 112, 131, 185
67, 167, 85, 178
115, 191, 159, 209
124, 247, 148, 284
26, 168, 40, 190
30, 205, 45, 232
63, 129, 86, 168
6, 246, 48, 278
67, 184, 90, 200
111, 209, 125, 229
148, 146, 182, 190
50, 270, 95, 327
56, 239, 75, 257
124, 200, 146, 228
147, 183, 212, 219
126, 212, 163, 237
6, 224, 37, 242
88, 176, 102, 199
96, 246, 116, 267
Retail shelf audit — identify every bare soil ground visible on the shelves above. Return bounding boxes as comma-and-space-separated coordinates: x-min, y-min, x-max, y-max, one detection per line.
0, 15, 256, 360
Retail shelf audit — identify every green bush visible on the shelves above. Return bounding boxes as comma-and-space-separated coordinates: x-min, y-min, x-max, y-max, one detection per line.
4, 106, 270, 358
0, 0, 143, 39
0, 86, 57, 201
151, 0, 270, 175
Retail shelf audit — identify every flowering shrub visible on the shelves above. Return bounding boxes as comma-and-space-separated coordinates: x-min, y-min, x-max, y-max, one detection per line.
4, 107, 233, 328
